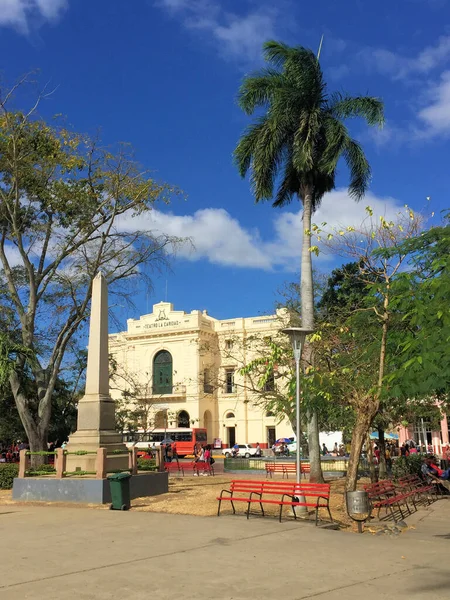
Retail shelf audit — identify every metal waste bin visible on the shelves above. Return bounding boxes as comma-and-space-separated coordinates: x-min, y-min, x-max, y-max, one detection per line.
109, 472, 131, 510
346, 490, 371, 533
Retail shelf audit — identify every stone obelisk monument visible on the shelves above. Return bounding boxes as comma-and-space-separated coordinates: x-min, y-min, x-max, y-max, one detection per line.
66, 272, 128, 472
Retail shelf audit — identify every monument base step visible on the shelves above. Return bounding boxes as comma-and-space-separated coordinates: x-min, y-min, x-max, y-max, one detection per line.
12, 472, 169, 504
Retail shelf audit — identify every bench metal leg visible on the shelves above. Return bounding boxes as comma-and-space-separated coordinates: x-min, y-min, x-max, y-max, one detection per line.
327, 502, 333, 523
217, 499, 222, 516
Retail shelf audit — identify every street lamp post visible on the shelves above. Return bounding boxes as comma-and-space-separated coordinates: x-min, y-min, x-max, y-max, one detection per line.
281, 327, 314, 485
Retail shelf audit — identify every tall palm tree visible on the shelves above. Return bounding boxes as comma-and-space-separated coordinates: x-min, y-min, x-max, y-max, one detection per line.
234, 41, 384, 482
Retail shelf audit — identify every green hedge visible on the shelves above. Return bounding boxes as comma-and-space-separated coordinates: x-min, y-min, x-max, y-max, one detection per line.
37, 464, 56, 473
137, 458, 157, 471
392, 454, 424, 479
0, 464, 19, 489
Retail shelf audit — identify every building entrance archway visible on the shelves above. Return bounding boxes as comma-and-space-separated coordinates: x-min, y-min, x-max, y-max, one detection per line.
227, 427, 236, 447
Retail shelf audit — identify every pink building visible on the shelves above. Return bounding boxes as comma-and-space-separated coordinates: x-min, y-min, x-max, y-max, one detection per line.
397, 410, 449, 455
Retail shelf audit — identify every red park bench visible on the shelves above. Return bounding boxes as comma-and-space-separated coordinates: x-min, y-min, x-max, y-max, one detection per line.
217, 479, 332, 524
397, 474, 438, 503
363, 480, 424, 521
164, 461, 214, 477
165, 461, 215, 477
265, 462, 310, 479
164, 462, 184, 476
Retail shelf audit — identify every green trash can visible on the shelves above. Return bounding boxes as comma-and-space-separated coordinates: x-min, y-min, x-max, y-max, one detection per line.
109, 472, 131, 510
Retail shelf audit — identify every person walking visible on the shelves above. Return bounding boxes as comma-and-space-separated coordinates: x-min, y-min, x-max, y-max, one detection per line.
203, 445, 212, 476
194, 446, 205, 476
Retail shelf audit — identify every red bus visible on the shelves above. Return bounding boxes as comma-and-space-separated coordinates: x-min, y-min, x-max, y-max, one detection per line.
123, 428, 207, 457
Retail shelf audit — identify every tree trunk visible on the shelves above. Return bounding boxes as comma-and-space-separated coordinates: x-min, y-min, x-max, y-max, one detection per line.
307, 408, 324, 483
299, 188, 324, 484
10, 372, 49, 468
28, 429, 49, 469
367, 433, 377, 483
377, 427, 387, 479
345, 409, 374, 492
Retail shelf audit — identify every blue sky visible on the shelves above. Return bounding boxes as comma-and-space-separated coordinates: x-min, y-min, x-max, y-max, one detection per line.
1, 0, 449, 327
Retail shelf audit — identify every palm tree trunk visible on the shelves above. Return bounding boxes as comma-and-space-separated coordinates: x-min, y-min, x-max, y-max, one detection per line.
300, 187, 324, 483
300, 190, 314, 332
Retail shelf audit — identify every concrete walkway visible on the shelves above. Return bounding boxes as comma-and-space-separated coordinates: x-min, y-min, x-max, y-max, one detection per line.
0, 499, 449, 600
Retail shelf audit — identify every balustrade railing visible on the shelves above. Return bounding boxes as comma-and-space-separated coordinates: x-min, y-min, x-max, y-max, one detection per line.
18, 446, 166, 479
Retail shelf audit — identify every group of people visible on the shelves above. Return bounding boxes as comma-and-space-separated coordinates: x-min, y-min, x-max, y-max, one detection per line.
272, 442, 289, 457
400, 440, 433, 456
193, 443, 215, 474
322, 442, 348, 457
0, 441, 28, 462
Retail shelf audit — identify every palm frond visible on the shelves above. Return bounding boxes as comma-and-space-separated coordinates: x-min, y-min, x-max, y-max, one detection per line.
284, 48, 324, 101
317, 116, 349, 175
237, 69, 288, 115
330, 94, 384, 127
343, 138, 371, 199
311, 171, 335, 207
233, 118, 267, 178
292, 108, 321, 173
250, 116, 289, 201
273, 149, 299, 207
263, 40, 293, 68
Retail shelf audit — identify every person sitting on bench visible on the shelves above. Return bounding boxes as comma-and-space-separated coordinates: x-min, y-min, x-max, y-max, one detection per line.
423, 457, 450, 480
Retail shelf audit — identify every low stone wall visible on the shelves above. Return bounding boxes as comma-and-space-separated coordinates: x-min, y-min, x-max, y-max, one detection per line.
12, 472, 168, 504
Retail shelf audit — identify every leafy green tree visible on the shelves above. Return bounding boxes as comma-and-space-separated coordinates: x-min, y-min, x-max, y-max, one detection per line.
314, 208, 426, 488
234, 41, 384, 481
0, 79, 181, 458
385, 218, 450, 398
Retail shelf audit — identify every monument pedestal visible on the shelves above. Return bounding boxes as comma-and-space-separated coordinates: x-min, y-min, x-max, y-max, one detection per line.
65, 273, 129, 472
13, 472, 169, 504
12, 272, 170, 504
65, 431, 129, 473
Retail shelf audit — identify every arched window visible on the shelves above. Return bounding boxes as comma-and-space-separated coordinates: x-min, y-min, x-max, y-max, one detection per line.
177, 410, 190, 428
153, 350, 173, 394
225, 412, 235, 419
154, 410, 166, 428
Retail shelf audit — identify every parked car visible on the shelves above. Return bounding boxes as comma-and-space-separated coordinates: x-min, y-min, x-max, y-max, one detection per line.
222, 444, 257, 458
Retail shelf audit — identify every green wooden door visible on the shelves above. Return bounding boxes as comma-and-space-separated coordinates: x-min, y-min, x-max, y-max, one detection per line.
153, 351, 172, 394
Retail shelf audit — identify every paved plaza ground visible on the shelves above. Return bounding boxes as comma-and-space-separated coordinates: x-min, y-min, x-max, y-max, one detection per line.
0, 495, 448, 600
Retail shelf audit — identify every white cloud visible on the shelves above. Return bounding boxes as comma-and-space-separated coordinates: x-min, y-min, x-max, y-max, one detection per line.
369, 71, 450, 143
115, 190, 403, 271
416, 70, 450, 136
361, 35, 450, 80
2, 244, 23, 267
156, 0, 280, 64
213, 11, 277, 62
117, 207, 272, 269
0, 0, 68, 33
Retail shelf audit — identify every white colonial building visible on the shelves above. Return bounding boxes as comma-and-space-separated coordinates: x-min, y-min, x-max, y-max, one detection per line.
109, 301, 294, 448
